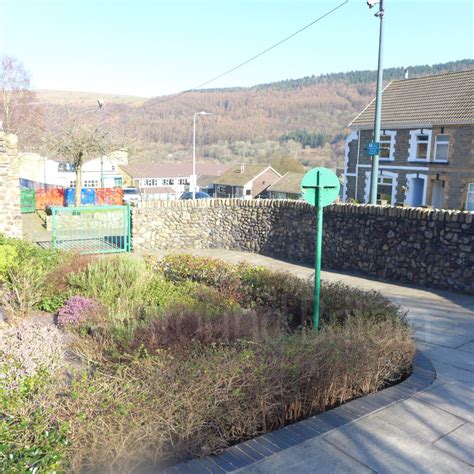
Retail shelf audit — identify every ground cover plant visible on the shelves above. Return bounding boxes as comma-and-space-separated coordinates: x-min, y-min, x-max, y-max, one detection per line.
0, 244, 415, 472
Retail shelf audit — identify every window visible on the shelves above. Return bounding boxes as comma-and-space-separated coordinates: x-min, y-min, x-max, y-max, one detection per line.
114, 177, 122, 187
245, 189, 251, 195
378, 176, 393, 185
434, 134, 449, 162
466, 183, 474, 211
380, 133, 394, 160
416, 134, 429, 160
218, 186, 226, 193
58, 162, 75, 172
144, 178, 159, 187
69, 181, 76, 188
409, 129, 432, 162
178, 178, 189, 185
84, 180, 98, 188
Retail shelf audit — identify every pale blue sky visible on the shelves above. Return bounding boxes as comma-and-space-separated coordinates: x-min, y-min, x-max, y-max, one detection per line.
1, 0, 473, 97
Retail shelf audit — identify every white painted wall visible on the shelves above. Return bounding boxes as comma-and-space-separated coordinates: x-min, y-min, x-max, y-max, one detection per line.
19, 153, 124, 188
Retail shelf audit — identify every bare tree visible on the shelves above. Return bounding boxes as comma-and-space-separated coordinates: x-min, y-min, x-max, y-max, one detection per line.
45, 116, 124, 206
0, 55, 34, 134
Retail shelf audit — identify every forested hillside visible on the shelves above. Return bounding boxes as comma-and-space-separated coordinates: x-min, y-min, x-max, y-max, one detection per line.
34, 59, 473, 168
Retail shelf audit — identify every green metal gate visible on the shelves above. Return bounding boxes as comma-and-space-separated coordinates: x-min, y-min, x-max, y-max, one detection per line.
51, 205, 131, 254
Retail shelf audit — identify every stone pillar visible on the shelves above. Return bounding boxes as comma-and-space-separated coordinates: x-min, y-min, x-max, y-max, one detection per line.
0, 132, 22, 238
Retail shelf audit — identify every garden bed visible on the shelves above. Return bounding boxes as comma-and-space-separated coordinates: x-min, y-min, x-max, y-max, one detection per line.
0, 237, 415, 472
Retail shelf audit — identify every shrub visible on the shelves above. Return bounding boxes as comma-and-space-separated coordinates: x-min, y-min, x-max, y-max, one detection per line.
68, 256, 151, 319
159, 254, 243, 298
156, 255, 405, 329
142, 276, 198, 310
0, 236, 60, 319
43, 253, 96, 294
0, 243, 17, 283
129, 305, 275, 352
46, 317, 414, 471
0, 370, 69, 472
57, 296, 99, 328
65, 256, 155, 344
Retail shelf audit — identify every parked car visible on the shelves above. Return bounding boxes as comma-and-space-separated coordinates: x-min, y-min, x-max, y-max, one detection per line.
179, 191, 211, 200
122, 187, 141, 205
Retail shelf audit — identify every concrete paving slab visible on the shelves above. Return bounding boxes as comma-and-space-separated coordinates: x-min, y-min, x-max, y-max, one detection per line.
371, 398, 465, 443
323, 416, 472, 473
413, 383, 474, 423
237, 437, 373, 474
434, 422, 474, 467
416, 342, 474, 373
429, 360, 474, 387
414, 328, 473, 349
411, 317, 474, 338
459, 341, 474, 354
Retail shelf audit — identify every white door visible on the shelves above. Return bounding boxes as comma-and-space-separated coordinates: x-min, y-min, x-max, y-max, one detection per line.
406, 176, 426, 207
466, 183, 474, 211
431, 180, 444, 209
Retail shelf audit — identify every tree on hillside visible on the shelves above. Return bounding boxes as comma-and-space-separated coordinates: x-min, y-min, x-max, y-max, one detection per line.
44, 118, 125, 206
271, 155, 305, 174
0, 55, 35, 134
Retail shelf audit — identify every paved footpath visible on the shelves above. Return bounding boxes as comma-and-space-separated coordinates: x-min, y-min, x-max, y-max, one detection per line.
156, 249, 474, 473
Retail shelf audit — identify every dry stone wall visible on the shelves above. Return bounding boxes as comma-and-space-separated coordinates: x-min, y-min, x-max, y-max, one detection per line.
0, 132, 22, 238
132, 199, 474, 294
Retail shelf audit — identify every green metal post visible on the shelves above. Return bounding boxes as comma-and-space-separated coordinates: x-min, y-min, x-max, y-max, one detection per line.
313, 178, 322, 332
52, 208, 57, 249
126, 204, 131, 252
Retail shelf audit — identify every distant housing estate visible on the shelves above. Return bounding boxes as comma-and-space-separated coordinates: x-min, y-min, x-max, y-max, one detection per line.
212, 164, 281, 199
267, 172, 305, 200
19, 151, 127, 189
120, 163, 231, 199
344, 70, 474, 211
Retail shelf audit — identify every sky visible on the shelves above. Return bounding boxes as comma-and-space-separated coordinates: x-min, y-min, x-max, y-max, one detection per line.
1, 0, 473, 98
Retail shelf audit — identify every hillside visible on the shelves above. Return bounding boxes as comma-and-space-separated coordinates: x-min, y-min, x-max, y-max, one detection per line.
29, 59, 473, 169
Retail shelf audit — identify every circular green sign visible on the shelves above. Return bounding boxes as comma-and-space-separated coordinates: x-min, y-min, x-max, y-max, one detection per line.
301, 167, 340, 207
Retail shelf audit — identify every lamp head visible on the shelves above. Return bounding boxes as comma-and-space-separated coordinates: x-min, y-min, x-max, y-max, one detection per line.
367, 0, 379, 8
199, 111, 211, 115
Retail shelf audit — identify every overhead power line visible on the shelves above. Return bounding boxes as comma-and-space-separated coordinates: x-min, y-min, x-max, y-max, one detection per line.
142, 0, 349, 108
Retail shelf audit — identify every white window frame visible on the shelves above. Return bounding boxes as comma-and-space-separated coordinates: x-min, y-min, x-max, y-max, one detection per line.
466, 183, 474, 211
408, 129, 432, 162
364, 170, 398, 204
379, 130, 396, 161
433, 134, 449, 163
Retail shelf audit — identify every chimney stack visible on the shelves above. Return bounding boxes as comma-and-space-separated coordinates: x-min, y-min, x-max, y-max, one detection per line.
240, 163, 245, 173
403, 67, 409, 80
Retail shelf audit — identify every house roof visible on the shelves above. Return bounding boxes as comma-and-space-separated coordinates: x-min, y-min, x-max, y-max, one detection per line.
350, 70, 474, 129
197, 175, 217, 187
213, 164, 279, 186
121, 162, 232, 179
268, 172, 304, 195
140, 186, 176, 194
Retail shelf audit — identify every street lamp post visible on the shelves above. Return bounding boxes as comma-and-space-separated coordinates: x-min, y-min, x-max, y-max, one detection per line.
367, 0, 385, 205
192, 111, 211, 199
97, 98, 105, 188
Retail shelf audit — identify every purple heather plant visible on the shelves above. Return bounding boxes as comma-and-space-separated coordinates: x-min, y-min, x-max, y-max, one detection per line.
57, 296, 98, 328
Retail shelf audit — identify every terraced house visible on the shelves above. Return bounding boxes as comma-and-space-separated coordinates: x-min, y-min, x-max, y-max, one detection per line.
343, 70, 474, 210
